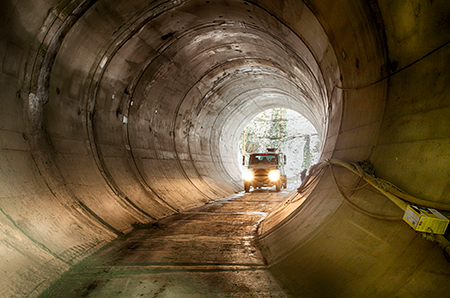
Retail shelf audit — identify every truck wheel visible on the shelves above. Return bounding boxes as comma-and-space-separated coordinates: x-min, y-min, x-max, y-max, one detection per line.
275, 181, 281, 192
244, 182, 250, 193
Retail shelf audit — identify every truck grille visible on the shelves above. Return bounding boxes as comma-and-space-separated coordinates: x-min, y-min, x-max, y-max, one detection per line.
253, 169, 269, 181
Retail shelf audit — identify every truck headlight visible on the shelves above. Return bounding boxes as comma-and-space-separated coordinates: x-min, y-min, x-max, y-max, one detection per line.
243, 170, 254, 181
268, 170, 281, 181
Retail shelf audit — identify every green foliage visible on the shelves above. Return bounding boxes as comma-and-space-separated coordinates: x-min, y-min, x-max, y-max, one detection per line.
241, 108, 287, 154
302, 135, 312, 169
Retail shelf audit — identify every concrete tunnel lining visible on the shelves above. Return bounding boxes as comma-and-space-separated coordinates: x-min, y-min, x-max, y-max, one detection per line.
39, 0, 333, 219
2, 0, 450, 296
89, 10, 330, 204
4, 1, 339, 295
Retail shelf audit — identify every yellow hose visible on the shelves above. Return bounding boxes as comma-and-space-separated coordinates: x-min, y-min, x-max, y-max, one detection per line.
323, 159, 450, 259
326, 159, 450, 212
327, 162, 403, 221
327, 159, 408, 211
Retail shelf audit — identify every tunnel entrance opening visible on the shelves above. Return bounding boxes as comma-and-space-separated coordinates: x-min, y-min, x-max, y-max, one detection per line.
239, 108, 321, 187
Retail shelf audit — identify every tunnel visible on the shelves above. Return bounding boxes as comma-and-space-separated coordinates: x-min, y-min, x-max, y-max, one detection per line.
1, 0, 450, 296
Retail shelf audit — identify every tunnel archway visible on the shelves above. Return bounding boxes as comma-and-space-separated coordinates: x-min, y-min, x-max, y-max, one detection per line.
1, 0, 450, 297
24, 0, 336, 220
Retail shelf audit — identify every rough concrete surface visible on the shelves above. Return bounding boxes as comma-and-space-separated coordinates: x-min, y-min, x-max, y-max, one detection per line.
1, 0, 450, 297
39, 191, 289, 298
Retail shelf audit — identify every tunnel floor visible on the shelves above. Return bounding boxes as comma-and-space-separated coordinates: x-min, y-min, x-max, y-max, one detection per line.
39, 189, 291, 297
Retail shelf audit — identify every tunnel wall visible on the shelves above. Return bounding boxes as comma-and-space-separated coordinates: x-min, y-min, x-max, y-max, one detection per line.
1, 0, 449, 297
258, 0, 450, 297
1, 0, 333, 296
371, 0, 450, 204
0, 1, 121, 296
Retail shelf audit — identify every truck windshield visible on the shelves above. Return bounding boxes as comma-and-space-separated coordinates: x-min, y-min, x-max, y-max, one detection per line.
249, 154, 278, 165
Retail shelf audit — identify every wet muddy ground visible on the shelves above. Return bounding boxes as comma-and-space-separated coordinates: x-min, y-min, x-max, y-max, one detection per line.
39, 189, 292, 297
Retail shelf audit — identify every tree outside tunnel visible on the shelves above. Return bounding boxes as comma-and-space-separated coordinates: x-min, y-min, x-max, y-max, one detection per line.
240, 108, 321, 186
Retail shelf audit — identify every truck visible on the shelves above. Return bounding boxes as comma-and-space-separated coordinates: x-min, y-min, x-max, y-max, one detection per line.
242, 148, 287, 192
